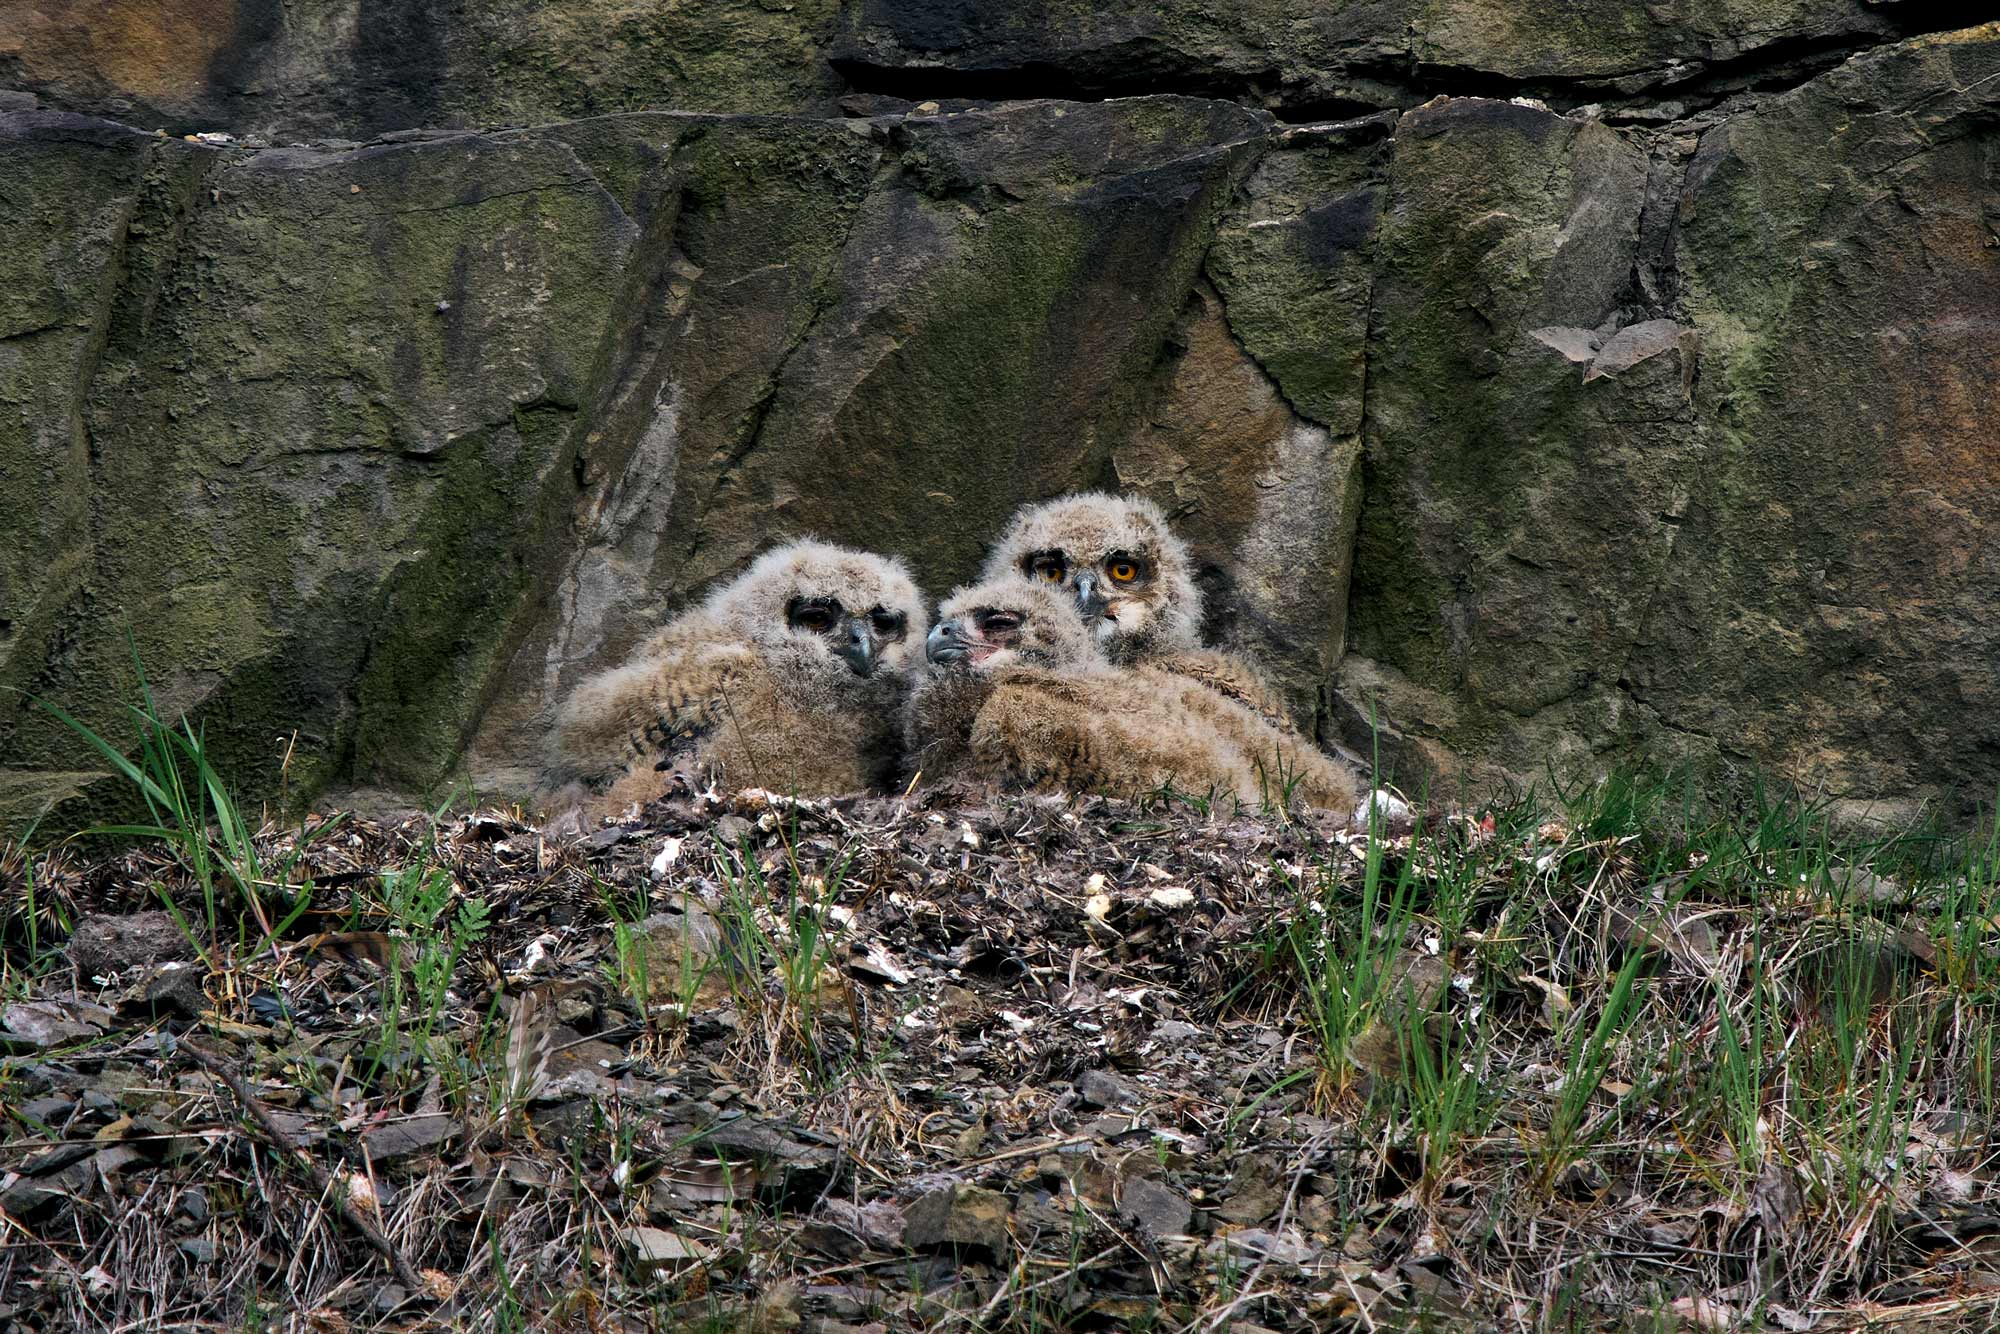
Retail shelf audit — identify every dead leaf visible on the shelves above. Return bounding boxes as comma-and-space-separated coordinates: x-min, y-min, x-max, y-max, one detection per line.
1754, 1160, 1804, 1234
307, 931, 399, 969
1520, 974, 1573, 1026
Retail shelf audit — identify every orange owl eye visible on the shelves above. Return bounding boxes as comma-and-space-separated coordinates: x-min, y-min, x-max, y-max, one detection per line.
1026, 553, 1066, 582
1108, 561, 1138, 583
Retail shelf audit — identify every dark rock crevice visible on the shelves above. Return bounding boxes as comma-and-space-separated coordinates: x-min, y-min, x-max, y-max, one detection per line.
453, 139, 716, 785
830, 5, 1985, 129
829, 54, 1258, 109
1404, 16, 1969, 122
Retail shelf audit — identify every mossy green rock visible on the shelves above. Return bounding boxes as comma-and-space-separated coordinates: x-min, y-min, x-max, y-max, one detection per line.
1, 115, 643, 828
470, 96, 1268, 781
0, 115, 186, 830
1206, 114, 1393, 436
0, 116, 154, 719
1339, 95, 1672, 786
0, 98, 1276, 830
4, 22, 1998, 831
1337, 25, 2000, 814
1632, 25, 2000, 813
685, 99, 1266, 584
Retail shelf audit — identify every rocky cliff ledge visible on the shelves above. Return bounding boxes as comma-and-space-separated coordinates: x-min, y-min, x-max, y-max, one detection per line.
2, 9, 1995, 830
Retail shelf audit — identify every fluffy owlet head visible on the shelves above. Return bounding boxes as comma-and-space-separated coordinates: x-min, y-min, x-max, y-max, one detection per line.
707, 539, 928, 683
979, 492, 1201, 663
925, 577, 1107, 674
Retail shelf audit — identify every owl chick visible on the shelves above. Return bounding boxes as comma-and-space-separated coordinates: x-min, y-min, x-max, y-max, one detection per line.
908, 577, 1359, 812
551, 540, 927, 813
980, 492, 1295, 732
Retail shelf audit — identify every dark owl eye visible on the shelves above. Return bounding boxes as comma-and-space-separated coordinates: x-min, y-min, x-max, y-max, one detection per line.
978, 611, 1022, 635
870, 609, 906, 635
787, 597, 840, 633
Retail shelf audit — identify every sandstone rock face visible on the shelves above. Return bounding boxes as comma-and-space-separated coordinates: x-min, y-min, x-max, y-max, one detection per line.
0, 115, 148, 759
1341, 96, 1681, 784
469, 97, 1268, 788
0, 0, 844, 138
1334, 26, 2000, 816
3, 1, 1940, 141
1636, 29, 2000, 818
2, 17, 1996, 830
3, 112, 641, 822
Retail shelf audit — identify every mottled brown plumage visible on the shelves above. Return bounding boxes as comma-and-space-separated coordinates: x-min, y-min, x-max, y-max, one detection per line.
908, 577, 1359, 812
1150, 648, 1297, 735
982, 493, 1298, 730
550, 541, 927, 813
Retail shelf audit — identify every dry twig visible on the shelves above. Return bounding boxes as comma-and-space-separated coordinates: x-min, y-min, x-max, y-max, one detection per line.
180, 1037, 431, 1300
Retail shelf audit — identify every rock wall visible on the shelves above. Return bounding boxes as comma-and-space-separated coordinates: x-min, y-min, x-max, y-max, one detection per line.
0, 0, 845, 136
2, 9, 1996, 831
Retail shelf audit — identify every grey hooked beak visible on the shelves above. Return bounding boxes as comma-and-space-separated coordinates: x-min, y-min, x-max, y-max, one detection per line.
1074, 571, 1109, 621
837, 616, 878, 678
926, 619, 970, 666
